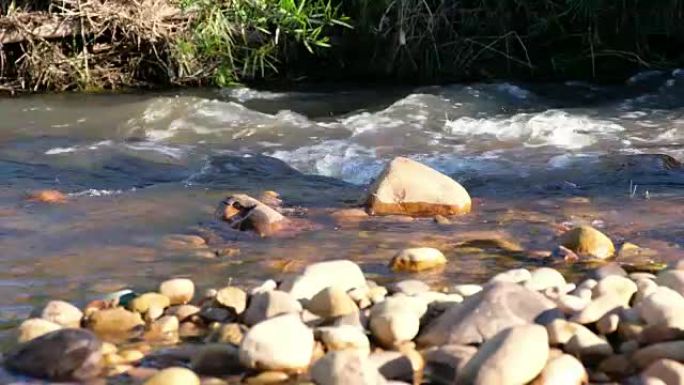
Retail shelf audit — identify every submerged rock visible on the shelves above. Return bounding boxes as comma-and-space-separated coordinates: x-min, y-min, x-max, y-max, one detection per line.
417, 282, 559, 346
365, 157, 471, 217
389, 247, 447, 272
217, 194, 287, 237
4, 329, 103, 381
558, 226, 615, 259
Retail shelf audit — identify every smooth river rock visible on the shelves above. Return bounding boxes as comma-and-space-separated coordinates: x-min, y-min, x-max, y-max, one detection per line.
417, 282, 559, 346
159, 278, 195, 305
218, 194, 287, 236
239, 314, 314, 372
530, 354, 588, 385
559, 225, 615, 259
457, 324, 549, 385
310, 350, 388, 385
364, 157, 471, 217
305, 286, 359, 319
370, 296, 427, 348
41, 300, 83, 328
4, 329, 103, 381
656, 270, 684, 296
144, 367, 200, 385
641, 359, 684, 385
389, 247, 447, 272
280, 259, 368, 300
317, 325, 371, 355
18, 318, 63, 343
243, 290, 302, 326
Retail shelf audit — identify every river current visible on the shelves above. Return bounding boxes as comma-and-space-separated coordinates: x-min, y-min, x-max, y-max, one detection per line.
0, 73, 683, 361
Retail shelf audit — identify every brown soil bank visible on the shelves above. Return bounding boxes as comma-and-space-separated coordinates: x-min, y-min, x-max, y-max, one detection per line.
2, 0, 684, 93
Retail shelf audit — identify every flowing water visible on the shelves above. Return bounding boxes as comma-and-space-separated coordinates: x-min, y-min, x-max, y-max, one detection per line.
1, 73, 684, 371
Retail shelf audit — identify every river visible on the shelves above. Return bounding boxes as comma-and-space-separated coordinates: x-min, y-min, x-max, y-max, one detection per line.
0, 74, 683, 369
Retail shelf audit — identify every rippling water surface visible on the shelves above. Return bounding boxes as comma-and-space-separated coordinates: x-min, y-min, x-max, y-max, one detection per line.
1, 75, 683, 362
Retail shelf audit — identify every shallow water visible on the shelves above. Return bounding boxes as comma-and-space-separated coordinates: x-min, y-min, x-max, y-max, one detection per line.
1, 74, 683, 367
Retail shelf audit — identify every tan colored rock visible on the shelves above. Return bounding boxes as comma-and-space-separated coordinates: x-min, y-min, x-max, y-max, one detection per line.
592, 275, 637, 304
26, 189, 67, 203
166, 304, 200, 322
129, 293, 170, 314
318, 325, 371, 355
144, 315, 179, 343
239, 314, 314, 372
159, 278, 195, 305
641, 359, 684, 385
305, 286, 359, 319
208, 322, 247, 345
546, 319, 584, 345
218, 194, 287, 237
389, 247, 447, 272
390, 280, 430, 296
18, 318, 62, 343
633, 341, 684, 369
637, 287, 684, 329
559, 226, 615, 259
162, 234, 206, 249
571, 294, 625, 324
525, 268, 567, 291
565, 326, 613, 360
554, 294, 590, 314
452, 284, 482, 297
280, 259, 368, 301
365, 157, 471, 217
215, 286, 248, 315
88, 308, 144, 338
243, 290, 302, 326
370, 297, 426, 348
143, 367, 200, 385
457, 324, 549, 385
245, 371, 290, 385
530, 354, 587, 385
310, 350, 388, 385
41, 300, 83, 328
489, 268, 531, 284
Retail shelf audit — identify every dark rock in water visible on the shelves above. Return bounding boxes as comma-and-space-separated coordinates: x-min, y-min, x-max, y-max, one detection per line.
416, 282, 561, 346
4, 328, 103, 381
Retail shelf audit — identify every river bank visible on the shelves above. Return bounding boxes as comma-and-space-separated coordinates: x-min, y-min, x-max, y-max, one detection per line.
3, 0, 684, 93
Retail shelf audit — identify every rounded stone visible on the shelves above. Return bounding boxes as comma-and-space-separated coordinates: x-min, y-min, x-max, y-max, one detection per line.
633, 341, 684, 369
452, 284, 483, 297
129, 293, 171, 314
159, 278, 195, 305
457, 324, 549, 385
18, 318, 63, 343
4, 329, 103, 382
530, 354, 587, 385
239, 314, 314, 372
87, 307, 144, 338
389, 280, 430, 296
637, 287, 684, 329
143, 367, 200, 385
524, 268, 566, 291
215, 286, 248, 315
656, 270, 684, 295
641, 359, 684, 385
41, 300, 83, 328
166, 304, 200, 321
310, 350, 388, 385
592, 275, 637, 305
565, 326, 613, 360
191, 344, 240, 375
570, 294, 625, 324
243, 290, 302, 326
558, 225, 615, 259
279, 260, 368, 301
317, 325, 371, 355
245, 371, 290, 385
370, 297, 426, 348
305, 286, 359, 319
389, 247, 447, 272
489, 268, 532, 284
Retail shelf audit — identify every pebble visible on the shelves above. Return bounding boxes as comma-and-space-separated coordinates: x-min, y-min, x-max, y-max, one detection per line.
159, 278, 195, 305
41, 300, 83, 328
310, 350, 388, 385
641, 359, 684, 385
530, 354, 587, 385
318, 325, 371, 355
370, 297, 425, 348
145, 315, 179, 343
489, 268, 532, 284
656, 270, 684, 295
191, 344, 241, 375
559, 225, 615, 259
305, 286, 359, 319
208, 322, 247, 345
633, 341, 684, 369
129, 292, 171, 314
525, 267, 567, 291
389, 247, 447, 272
239, 314, 314, 372
637, 287, 684, 329
243, 290, 302, 326
215, 286, 248, 315
571, 294, 625, 324
143, 367, 200, 385
4, 329, 103, 381
166, 304, 200, 321
592, 275, 637, 304
18, 318, 62, 343
87, 307, 144, 338
565, 325, 613, 361
457, 324, 549, 385
280, 259, 368, 301
26, 190, 67, 203
244, 371, 290, 385
452, 284, 482, 297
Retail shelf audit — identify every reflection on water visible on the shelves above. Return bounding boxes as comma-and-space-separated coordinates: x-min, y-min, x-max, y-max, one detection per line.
0, 78, 683, 358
